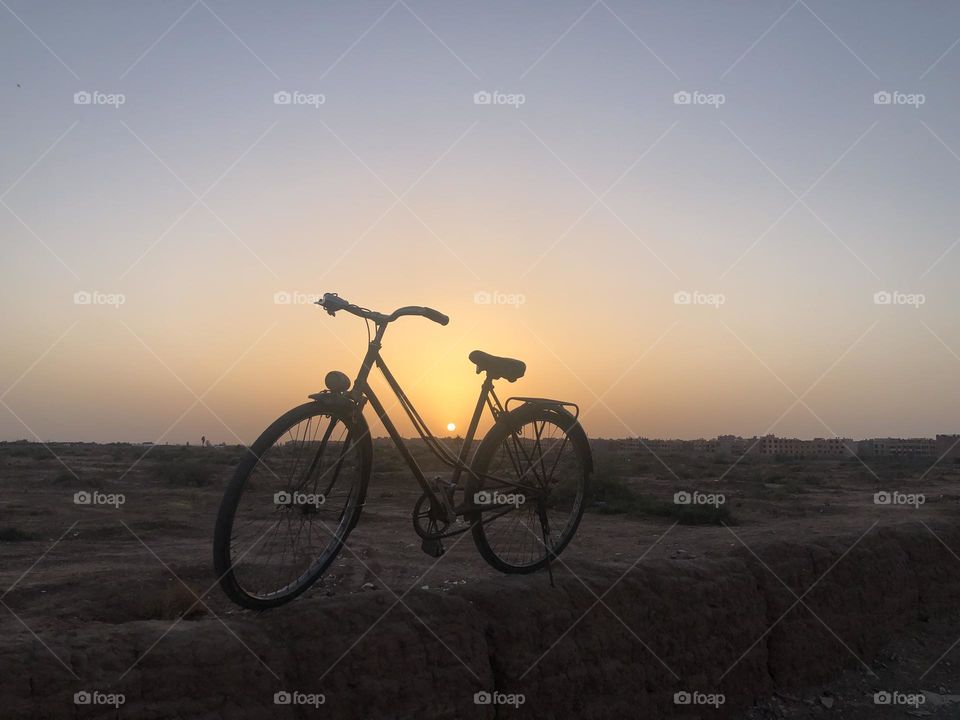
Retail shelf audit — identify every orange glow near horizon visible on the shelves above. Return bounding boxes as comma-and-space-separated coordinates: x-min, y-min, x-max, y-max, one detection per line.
6, 288, 960, 445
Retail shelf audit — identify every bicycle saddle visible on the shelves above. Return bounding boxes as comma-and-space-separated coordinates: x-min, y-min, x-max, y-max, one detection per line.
468, 350, 526, 382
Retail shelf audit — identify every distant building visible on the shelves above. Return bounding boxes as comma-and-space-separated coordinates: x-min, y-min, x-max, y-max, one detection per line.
809, 437, 857, 457
752, 435, 854, 458
857, 437, 936, 458
756, 434, 804, 457
717, 435, 751, 455
597, 433, 956, 459
689, 438, 718, 453
641, 438, 685, 453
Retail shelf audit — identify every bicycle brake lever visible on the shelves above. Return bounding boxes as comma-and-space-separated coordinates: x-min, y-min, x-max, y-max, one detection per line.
316, 293, 340, 316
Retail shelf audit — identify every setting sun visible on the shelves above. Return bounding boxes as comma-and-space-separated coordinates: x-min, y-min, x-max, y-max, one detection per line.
446, 423, 456, 433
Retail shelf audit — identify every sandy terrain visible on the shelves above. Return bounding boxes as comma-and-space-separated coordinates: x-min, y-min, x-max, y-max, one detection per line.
1, 441, 959, 718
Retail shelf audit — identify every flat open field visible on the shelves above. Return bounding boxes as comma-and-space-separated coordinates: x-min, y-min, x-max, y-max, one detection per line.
2, 441, 960, 718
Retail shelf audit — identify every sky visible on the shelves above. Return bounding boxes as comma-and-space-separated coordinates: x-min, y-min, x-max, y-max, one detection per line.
3, 0, 960, 443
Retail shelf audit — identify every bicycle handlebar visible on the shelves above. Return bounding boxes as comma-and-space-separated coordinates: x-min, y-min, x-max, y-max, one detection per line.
316, 293, 449, 326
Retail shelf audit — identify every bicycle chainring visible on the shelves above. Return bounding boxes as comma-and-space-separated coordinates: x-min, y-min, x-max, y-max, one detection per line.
412, 491, 451, 540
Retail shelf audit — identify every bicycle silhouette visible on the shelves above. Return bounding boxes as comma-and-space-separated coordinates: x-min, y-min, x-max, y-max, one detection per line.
214, 293, 592, 608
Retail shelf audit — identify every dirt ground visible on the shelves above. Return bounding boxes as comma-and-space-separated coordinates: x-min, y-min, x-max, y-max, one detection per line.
1, 440, 959, 718
742, 610, 960, 719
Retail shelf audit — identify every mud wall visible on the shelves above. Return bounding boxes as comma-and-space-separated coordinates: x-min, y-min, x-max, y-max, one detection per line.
4, 523, 958, 719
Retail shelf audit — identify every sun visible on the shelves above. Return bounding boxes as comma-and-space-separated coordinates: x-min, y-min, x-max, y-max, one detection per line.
446, 422, 456, 433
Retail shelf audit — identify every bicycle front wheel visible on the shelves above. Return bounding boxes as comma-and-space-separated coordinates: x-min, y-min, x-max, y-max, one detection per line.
213, 400, 371, 609
466, 403, 591, 573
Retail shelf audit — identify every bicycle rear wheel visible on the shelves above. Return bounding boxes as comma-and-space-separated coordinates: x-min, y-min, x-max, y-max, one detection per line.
213, 400, 371, 609
466, 404, 591, 573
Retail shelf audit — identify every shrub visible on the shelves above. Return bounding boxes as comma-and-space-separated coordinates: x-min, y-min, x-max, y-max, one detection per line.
579, 457, 732, 525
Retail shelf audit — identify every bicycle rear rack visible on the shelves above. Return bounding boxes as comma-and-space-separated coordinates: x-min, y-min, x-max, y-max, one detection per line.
504, 396, 580, 419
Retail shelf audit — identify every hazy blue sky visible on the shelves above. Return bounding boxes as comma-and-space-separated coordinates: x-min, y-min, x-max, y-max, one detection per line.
3, 1, 960, 442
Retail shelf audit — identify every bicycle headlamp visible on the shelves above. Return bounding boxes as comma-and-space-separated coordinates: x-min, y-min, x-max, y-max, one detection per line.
324, 370, 351, 393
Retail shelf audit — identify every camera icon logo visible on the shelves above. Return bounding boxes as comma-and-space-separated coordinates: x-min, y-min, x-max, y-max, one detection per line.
274, 690, 292, 705
74, 291, 92, 305
873, 290, 892, 305
473, 290, 492, 305
474, 691, 492, 704
74, 491, 91, 505
673, 91, 692, 105
874, 691, 892, 704
673, 290, 692, 305
874, 91, 892, 105
873, 491, 891, 505
273, 291, 292, 305
473, 490, 492, 505
74, 91, 92, 105
473, 91, 492, 105
274, 91, 292, 105
674, 691, 692, 704
673, 491, 691, 505
74, 691, 92, 705
274, 491, 292, 506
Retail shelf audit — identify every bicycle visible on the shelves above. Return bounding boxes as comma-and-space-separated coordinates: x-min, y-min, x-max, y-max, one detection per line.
213, 293, 593, 609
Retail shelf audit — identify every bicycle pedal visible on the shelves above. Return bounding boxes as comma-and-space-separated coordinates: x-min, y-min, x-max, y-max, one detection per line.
420, 537, 445, 558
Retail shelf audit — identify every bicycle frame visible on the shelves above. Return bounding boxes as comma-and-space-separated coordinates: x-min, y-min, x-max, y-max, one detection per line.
215, 295, 590, 606
346, 321, 502, 509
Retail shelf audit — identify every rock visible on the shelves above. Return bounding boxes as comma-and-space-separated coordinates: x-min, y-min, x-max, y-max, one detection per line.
819, 694, 834, 708
360, 582, 375, 590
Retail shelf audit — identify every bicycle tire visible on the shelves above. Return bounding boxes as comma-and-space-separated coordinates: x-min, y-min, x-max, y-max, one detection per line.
213, 399, 371, 609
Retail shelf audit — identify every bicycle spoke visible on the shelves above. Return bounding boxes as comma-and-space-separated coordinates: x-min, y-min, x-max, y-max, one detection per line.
474, 414, 585, 569
227, 412, 364, 600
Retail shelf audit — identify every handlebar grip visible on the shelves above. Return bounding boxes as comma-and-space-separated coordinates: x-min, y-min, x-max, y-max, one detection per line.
421, 307, 449, 326
318, 292, 348, 316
